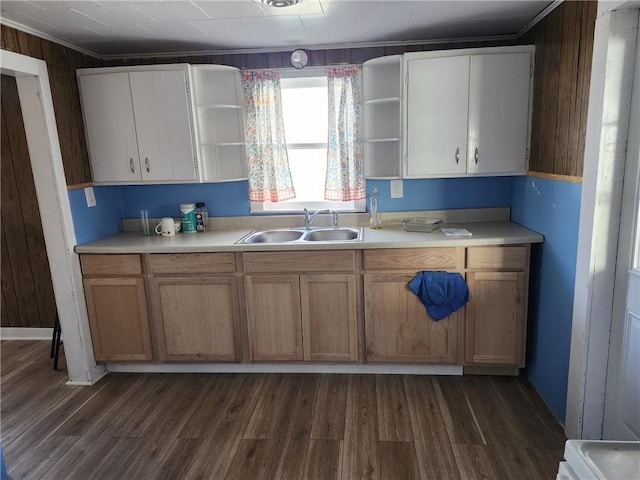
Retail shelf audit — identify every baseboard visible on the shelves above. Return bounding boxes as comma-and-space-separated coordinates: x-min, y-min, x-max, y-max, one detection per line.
0, 327, 54, 340
106, 363, 464, 375
463, 366, 520, 376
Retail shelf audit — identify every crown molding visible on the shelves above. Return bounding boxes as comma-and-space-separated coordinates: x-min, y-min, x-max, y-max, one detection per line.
0, 17, 100, 58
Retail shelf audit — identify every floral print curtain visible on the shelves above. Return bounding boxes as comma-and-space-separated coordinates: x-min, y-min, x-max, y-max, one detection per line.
325, 65, 365, 201
242, 69, 295, 202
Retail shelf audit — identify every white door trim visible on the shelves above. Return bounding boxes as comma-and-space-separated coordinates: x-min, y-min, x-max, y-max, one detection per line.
1, 49, 106, 384
565, 4, 639, 439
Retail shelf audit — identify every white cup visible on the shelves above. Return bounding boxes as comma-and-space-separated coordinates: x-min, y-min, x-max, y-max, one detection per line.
155, 217, 176, 237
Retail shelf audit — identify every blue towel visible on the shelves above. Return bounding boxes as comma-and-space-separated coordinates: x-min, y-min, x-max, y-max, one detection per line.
407, 271, 469, 321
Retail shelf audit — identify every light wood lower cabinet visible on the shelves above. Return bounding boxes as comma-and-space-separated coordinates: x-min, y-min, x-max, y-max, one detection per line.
465, 271, 527, 366
244, 274, 302, 362
81, 254, 153, 362
362, 248, 464, 363
149, 276, 241, 361
83, 276, 153, 362
364, 273, 461, 363
243, 250, 359, 363
244, 273, 359, 362
80, 244, 532, 368
464, 246, 529, 367
301, 274, 358, 362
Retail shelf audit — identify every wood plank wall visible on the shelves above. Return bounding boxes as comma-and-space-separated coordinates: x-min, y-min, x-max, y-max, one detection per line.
1, 76, 56, 328
1, 25, 99, 186
103, 38, 523, 69
522, 1, 597, 178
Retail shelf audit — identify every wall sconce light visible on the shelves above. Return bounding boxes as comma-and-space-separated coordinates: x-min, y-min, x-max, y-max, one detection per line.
291, 49, 309, 69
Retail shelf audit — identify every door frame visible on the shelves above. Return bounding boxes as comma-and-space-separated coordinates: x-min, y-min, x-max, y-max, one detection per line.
565, 2, 640, 439
1, 49, 106, 384
604, 11, 640, 438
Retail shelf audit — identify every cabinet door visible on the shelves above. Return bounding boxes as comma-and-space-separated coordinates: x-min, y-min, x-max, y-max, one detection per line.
467, 53, 531, 174
83, 277, 152, 362
245, 275, 302, 362
405, 55, 469, 177
129, 70, 197, 182
151, 276, 240, 361
364, 274, 461, 363
78, 72, 141, 183
465, 271, 527, 366
300, 274, 358, 362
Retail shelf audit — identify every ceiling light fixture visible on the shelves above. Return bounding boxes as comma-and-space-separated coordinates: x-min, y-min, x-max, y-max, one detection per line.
259, 0, 303, 7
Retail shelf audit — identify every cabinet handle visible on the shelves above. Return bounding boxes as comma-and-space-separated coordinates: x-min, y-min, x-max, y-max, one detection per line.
474, 147, 479, 164
129, 158, 135, 174
145, 157, 150, 173
455, 147, 460, 164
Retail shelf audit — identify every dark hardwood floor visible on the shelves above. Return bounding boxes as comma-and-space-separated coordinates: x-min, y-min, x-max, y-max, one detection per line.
1, 341, 566, 479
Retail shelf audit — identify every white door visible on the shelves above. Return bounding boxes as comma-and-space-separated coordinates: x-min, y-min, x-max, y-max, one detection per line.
467, 52, 531, 175
129, 70, 197, 183
405, 55, 468, 177
78, 72, 140, 183
603, 33, 640, 440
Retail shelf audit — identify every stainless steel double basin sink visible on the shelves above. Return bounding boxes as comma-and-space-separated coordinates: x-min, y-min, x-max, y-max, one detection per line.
237, 227, 362, 244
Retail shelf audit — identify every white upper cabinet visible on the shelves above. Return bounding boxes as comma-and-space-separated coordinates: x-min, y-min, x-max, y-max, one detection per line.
77, 72, 141, 183
190, 65, 248, 182
467, 52, 532, 175
405, 55, 469, 177
403, 46, 534, 178
128, 70, 197, 182
362, 55, 403, 178
78, 65, 199, 185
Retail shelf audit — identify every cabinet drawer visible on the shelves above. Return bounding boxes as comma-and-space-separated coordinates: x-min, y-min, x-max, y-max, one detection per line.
148, 253, 235, 275
81, 254, 142, 276
363, 248, 462, 271
466, 246, 529, 271
243, 251, 357, 273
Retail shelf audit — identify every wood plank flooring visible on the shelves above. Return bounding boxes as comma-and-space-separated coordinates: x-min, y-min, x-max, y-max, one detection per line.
1, 341, 567, 479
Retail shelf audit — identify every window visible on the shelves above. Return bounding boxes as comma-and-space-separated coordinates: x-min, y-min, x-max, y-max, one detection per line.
250, 68, 365, 213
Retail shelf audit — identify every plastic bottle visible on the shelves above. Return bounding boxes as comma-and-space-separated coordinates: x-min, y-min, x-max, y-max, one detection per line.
180, 203, 197, 233
369, 188, 382, 229
195, 202, 209, 232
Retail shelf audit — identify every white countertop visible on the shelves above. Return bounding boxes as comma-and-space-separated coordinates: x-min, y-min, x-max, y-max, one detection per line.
74, 221, 543, 254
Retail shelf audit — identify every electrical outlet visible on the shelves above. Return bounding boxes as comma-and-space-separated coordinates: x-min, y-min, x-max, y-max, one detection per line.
390, 180, 403, 199
84, 187, 97, 207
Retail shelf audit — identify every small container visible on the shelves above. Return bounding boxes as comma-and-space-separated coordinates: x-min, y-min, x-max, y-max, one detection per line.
180, 203, 197, 233
139, 209, 151, 236
195, 202, 209, 232
402, 217, 443, 233
369, 188, 382, 229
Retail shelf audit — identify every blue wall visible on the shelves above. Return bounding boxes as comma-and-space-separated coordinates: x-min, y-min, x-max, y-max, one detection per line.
120, 181, 251, 218
511, 176, 582, 422
68, 186, 123, 244
114, 177, 514, 219
367, 177, 514, 211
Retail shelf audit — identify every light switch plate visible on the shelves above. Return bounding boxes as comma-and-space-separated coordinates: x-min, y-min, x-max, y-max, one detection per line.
390, 180, 403, 199
84, 187, 97, 207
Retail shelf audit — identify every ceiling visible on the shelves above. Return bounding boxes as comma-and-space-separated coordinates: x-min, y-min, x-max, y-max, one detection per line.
0, 0, 554, 58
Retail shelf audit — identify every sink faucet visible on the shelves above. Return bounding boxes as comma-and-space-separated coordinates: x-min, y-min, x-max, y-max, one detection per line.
303, 208, 339, 229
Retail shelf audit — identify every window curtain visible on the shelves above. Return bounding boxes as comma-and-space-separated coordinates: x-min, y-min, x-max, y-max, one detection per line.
325, 65, 365, 201
242, 69, 295, 202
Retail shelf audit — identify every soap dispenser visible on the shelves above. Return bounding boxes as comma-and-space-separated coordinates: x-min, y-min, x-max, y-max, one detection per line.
369, 188, 382, 229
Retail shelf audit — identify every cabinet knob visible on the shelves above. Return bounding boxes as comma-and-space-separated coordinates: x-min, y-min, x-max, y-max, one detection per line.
129, 158, 135, 174
474, 147, 479, 164
455, 147, 460, 164
145, 157, 150, 173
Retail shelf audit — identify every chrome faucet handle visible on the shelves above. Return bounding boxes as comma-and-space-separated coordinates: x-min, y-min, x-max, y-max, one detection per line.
331, 210, 339, 228
303, 208, 311, 229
